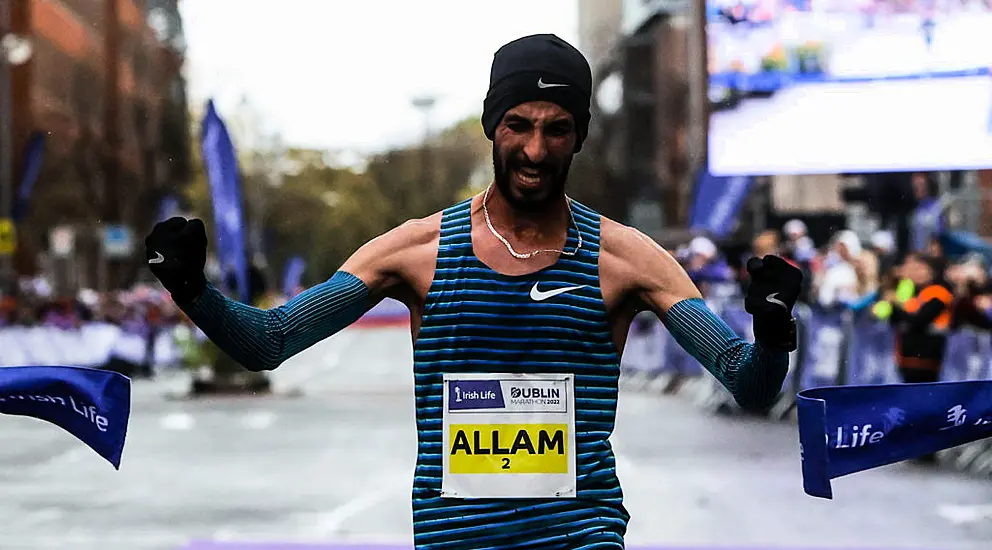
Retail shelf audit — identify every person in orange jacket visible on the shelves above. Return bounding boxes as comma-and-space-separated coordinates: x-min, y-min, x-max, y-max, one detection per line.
884, 254, 953, 384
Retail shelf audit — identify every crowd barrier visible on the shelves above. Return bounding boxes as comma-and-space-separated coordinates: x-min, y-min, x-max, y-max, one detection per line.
0, 298, 413, 373
0, 297, 413, 374
621, 300, 992, 478
0, 323, 183, 371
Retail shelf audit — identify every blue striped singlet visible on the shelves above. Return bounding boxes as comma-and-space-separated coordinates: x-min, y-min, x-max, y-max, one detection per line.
410, 198, 629, 549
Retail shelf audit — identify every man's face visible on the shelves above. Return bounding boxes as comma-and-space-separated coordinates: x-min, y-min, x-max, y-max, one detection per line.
492, 101, 576, 211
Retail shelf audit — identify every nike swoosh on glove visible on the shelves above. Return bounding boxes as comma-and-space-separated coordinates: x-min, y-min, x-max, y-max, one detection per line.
744, 255, 804, 352
144, 217, 208, 304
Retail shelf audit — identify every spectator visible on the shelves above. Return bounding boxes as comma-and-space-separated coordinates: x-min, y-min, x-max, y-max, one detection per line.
910, 172, 944, 253
884, 253, 953, 464
846, 248, 881, 311
869, 230, 898, 274
816, 230, 861, 308
752, 229, 781, 259
782, 219, 816, 263
685, 236, 738, 308
885, 254, 952, 384
948, 255, 992, 330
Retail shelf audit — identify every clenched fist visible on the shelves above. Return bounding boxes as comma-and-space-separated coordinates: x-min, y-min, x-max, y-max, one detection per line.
145, 217, 208, 304
744, 255, 803, 352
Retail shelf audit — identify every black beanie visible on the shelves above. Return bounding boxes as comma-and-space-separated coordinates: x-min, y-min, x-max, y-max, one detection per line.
482, 34, 592, 152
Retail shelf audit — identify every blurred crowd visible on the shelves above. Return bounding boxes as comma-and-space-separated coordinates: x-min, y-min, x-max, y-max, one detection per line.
0, 278, 193, 378
677, 179, 991, 393
0, 277, 181, 332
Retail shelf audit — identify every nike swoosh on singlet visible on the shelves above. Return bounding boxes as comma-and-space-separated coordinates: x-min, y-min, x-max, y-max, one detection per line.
148, 252, 165, 265
530, 283, 585, 301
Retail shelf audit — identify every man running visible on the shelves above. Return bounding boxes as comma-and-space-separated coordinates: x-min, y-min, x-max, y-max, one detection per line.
146, 34, 802, 549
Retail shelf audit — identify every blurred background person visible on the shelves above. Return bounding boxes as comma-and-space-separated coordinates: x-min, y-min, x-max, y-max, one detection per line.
886, 254, 952, 385
815, 230, 862, 309
685, 235, 739, 310
948, 254, 992, 330
910, 172, 945, 254
846, 244, 881, 312
869, 230, 898, 275
782, 219, 816, 264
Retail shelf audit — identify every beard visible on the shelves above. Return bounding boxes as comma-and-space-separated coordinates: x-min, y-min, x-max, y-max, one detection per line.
492, 147, 571, 213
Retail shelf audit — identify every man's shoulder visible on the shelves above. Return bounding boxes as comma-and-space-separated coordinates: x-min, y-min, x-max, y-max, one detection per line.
385, 212, 444, 249
599, 217, 662, 258
374, 196, 477, 252
343, 212, 443, 283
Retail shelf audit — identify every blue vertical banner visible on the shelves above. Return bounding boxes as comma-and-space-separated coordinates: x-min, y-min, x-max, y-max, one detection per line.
688, 168, 754, 238
282, 256, 306, 297
200, 100, 249, 303
12, 132, 46, 223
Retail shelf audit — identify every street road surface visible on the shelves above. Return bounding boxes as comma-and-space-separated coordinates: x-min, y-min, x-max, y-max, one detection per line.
2, 327, 991, 550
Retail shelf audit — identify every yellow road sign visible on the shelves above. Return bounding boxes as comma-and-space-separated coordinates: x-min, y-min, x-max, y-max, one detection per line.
0, 218, 16, 255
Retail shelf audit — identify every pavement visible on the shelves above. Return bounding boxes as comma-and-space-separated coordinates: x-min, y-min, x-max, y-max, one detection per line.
2, 326, 992, 550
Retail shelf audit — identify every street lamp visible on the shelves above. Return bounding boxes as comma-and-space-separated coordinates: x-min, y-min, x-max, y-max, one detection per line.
411, 95, 436, 141
411, 95, 436, 198
1, 34, 32, 65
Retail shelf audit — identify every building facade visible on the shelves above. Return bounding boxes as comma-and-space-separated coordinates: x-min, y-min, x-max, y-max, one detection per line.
7, 0, 189, 291
576, 0, 700, 244
577, 0, 623, 78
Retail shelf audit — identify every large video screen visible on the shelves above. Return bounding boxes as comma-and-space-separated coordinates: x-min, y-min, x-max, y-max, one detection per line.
706, 0, 992, 176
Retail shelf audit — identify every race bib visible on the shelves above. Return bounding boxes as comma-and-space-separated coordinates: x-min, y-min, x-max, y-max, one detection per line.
441, 373, 576, 499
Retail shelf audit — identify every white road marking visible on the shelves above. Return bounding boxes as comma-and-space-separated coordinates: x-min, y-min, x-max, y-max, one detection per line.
302, 477, 405, 537
241, 411, 276, 430
937, 503, 992, 525
159, 412, 195, 431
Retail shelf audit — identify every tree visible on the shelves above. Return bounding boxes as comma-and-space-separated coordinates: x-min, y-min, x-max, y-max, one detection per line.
261, 158, 391, 286
365, 116, 491, 228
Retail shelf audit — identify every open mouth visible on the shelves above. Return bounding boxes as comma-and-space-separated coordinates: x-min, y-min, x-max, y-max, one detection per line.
513, 166, 546, 188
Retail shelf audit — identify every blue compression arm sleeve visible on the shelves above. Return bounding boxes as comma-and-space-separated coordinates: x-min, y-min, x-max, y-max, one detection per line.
181, 271, 370, 371
663, 298, 789, 410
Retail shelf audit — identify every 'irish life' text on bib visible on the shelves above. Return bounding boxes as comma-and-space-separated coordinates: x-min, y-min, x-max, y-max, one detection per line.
441, 373, 576, 499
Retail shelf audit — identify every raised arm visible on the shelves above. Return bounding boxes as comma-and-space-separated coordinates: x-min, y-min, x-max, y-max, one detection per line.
603, 222, 803, 410
144, 217, 433, 371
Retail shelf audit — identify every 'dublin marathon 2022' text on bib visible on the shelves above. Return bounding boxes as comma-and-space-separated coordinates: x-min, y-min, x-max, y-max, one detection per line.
441, 373, 577, 499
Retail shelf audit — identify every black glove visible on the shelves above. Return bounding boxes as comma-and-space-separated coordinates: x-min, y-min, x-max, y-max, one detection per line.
144, 217, 208, 304
744, 255, 803, 352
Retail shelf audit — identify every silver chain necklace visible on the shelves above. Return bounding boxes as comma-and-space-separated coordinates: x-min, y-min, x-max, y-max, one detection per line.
482, 183, 583, 260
